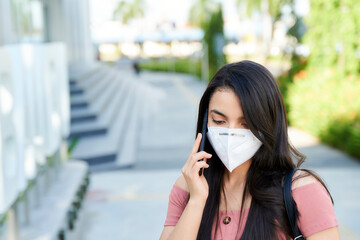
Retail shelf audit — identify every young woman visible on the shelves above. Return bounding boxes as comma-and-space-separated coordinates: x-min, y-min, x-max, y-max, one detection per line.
159, 61, 339, 240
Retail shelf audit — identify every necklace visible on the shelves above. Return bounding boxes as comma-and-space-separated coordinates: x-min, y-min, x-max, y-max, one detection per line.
218, 210, 243, 240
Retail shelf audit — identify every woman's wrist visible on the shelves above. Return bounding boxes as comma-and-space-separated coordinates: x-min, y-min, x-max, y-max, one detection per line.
188, 197, 207, 209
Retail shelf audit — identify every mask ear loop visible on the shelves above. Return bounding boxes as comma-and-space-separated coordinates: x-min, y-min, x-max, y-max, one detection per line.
198, 108, 208, 176
257, 131, 265, 142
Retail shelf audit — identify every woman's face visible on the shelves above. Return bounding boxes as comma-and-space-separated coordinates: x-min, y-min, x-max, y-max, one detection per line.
208, 88, 249, 129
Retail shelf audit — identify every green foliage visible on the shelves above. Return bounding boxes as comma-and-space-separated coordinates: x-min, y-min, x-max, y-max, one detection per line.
303, 0, 360, 75
113, 0, 145, 24
203, 4, 226, 79
288, 69, 359, 133
277, 55, 307, 123
188, 0, 217, 28
236, 0, 262, 17
236, 0, 290, 20
282, 0, 360, 159
68, 137, 79, 156
188, 2, 226, 81
139, 58, 202, 79
287, 16, 306, 42
320, 117, 360, 158
0, 212, 7, 233
287, 68, 360, 158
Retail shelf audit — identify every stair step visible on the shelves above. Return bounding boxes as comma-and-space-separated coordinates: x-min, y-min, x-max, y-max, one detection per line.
90, 73, 124, 116
96, 79, 128, 127
69, 120, 107, 139
77, 67, 112, 92
71, 102, 88, 109
84, 69, 115, 104
71, 82, 136, 164
19, 161, 88, 240
88, 161, 134, 172
71, 95, 89, 109
71, 108, 97, 123
81, 154, 117, 166
69, 79, 77, 85
70, 85, 84, 95
69, 65, 101, 84
114, 85, 142, 167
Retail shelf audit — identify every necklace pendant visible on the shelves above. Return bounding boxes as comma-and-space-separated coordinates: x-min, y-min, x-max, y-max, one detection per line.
223, 216, 231, 224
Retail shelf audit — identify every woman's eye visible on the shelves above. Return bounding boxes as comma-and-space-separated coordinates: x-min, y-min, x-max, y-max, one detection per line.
212, 119, 225, 125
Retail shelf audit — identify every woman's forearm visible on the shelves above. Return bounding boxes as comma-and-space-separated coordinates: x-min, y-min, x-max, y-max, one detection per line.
167, 199, 206, 240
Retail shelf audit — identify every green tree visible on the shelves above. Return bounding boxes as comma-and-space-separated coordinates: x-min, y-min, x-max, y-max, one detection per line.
113, 0, 145, 24
188, 0, 217, 29
203, 4, 226, 78
303, 0, 360, 75
236, 0, 290, 21
285, 0, 360, 159
235, 0, 291, 58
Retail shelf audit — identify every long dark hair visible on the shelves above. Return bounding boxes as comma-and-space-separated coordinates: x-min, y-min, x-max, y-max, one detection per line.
195, 61, 329, 239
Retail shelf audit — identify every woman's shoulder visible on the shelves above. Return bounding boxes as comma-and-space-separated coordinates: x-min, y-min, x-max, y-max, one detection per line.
174, 175, 189, 193
290, 170, 338, 236
164, 175, 190, 227
291, 169, 320, 190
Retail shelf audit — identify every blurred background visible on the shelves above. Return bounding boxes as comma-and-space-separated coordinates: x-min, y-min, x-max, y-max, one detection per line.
0, 0, 359, 239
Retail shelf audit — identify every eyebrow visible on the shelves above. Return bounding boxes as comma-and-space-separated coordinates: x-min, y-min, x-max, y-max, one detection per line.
210, 109, 245, 120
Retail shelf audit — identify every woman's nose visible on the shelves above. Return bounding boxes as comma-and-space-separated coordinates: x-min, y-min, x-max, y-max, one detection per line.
228, 123, 242, 129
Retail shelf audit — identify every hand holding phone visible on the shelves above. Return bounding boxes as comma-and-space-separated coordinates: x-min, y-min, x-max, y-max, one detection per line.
181, 108, 211, 202
181, 133, 211, 203
198, 108, 208, 176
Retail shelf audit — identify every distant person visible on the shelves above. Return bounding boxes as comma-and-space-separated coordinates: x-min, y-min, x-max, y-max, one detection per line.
160, 61, 339, 240
133, 60, 140, 75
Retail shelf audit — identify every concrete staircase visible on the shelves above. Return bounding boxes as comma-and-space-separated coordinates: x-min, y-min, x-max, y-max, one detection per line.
68, 64, 160, 171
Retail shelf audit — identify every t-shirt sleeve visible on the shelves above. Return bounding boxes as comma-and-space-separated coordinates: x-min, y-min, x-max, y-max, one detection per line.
164, 184, 190, 226
292, 181, 338, 237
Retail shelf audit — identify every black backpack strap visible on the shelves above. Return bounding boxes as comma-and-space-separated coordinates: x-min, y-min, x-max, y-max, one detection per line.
283, 168, 305, 240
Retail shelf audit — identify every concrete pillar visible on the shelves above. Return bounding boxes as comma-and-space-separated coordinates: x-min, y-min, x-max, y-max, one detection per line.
80, 0, 94, 64
0, 0, 17, 45
44, 0, 65, 42
46, 0, 94, 66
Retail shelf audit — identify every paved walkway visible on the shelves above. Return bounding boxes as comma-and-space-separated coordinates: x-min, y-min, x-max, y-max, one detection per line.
81, 70, 360, 240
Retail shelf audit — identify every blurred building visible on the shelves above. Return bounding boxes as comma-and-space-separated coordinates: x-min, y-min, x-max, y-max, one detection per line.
0, 0, 94, 65
0, 0, 94, 239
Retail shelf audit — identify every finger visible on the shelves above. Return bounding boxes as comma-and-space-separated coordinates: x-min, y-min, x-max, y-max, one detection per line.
192, 161, 209, 173
198, 158, 208, 163
198, 158, 208, 176
190, 151, 212, 165
183, 158, 207, 177
182, 160, 208, 178
190, 133, 202, 154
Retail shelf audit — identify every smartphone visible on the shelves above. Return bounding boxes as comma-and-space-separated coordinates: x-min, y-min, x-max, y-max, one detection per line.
198, 108, 208, 176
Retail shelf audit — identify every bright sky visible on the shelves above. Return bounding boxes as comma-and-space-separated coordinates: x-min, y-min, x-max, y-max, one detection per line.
89, 0, 239, 25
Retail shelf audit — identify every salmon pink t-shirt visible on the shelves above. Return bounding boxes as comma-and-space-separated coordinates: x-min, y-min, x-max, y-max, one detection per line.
164, 182, 338, 239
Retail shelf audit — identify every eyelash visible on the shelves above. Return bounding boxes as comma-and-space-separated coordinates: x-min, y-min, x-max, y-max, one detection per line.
212, 119, 248, 127
212, 119, 225, 125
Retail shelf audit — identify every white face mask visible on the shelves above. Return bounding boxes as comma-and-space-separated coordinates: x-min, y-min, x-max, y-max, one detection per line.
206, 127, 263, 172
